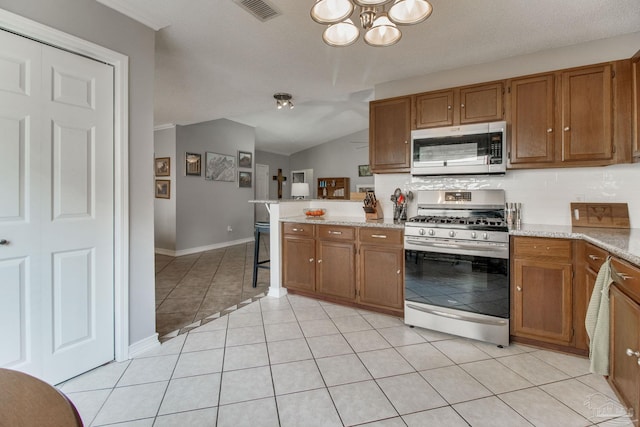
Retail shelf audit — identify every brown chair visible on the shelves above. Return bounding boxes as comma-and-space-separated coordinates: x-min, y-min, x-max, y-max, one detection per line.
0, 368, 83, 427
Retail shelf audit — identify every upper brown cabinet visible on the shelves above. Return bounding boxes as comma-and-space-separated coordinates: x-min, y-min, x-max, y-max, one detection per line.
412, 82, 504, 129
369, 96, 411, 173
413, 89, 454, 128
507, 61, 632, 169
459, 82, 504, 124
561, 65, 612, 163
507, 74, 556, 165
632, 51, 640, 159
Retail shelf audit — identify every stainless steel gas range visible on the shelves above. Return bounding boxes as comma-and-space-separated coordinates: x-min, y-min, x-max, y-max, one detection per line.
404, 189, 510, 346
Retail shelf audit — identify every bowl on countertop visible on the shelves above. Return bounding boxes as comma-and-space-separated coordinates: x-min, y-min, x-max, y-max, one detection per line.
304, 208, 326, 218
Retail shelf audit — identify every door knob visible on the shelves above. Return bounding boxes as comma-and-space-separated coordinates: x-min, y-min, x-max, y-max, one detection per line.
546, 128, 553, 133
516, 286, 522, 292
0, 239, 8, 245
564, 126, 570, 131
309, 258, 314, 263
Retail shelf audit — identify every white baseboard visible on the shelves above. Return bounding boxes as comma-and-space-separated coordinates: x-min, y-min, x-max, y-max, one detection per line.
155, 237, 255, 257
128, 333, 160, 358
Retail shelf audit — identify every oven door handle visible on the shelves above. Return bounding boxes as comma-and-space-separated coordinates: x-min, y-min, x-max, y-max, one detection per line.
406, 304, 508, 327
405, 239, 504, 252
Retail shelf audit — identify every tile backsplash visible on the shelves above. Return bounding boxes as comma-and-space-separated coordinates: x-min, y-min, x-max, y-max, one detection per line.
374, 163, 640, 227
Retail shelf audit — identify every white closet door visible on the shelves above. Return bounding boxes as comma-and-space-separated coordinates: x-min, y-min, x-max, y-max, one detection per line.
0, 29, 115, 385
0, 29, 44, 379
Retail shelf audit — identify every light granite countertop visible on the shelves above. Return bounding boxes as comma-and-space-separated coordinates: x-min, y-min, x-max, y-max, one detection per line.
280, 217, 640, 266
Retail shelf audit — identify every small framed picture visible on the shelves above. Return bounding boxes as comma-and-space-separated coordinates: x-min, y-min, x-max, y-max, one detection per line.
155, 179, 170, 199
205, 152, 236, 182
238, 150, 252, 169
358, 164, 372, 177
155, 157, 170, 176
239, 171, 252, 188
185, 152, 201, 176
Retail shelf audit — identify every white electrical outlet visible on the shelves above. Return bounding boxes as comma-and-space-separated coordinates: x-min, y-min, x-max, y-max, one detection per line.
227, 226, 232, 232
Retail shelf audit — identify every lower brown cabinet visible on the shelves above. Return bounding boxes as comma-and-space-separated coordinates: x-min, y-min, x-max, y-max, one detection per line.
609, 258, 640, 426
316, 225, 356, 302
511, 237, 575, 347
358, 228, 404, 313
282, 222, 404, 315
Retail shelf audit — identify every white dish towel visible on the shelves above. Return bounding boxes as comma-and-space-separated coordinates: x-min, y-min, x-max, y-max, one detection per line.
584, 256, 613, 375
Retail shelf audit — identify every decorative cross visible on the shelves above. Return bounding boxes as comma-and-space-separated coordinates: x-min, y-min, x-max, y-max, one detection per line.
272, 168, 287, 199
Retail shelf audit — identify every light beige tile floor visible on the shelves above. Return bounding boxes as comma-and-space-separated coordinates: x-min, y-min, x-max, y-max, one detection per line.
60, 293, 635, 427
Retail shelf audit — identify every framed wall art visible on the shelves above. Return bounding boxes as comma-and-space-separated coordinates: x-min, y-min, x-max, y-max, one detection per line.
155, 157, 170, 176
185, 152, 201, 176
205, 152, 236, 182
239, 171, 252, 188
155, 179, 170, 199
358, 164, 372, 177
238, 150, 252, 168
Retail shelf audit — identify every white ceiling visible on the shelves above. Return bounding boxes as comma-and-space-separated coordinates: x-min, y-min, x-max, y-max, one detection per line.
97, 0, 640, 155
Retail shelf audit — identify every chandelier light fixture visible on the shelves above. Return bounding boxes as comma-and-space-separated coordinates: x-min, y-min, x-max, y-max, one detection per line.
311, 0, 432, 47
274, 93, 294, 109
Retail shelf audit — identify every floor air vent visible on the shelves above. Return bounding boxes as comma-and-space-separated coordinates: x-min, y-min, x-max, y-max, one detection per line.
234, 0, 281, 22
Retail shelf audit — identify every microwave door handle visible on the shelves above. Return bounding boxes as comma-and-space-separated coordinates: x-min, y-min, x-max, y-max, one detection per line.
446, 155, 489, 165
414, 160, 446, 167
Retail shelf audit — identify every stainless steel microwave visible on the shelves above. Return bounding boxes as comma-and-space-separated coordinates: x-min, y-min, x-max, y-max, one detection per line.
411, 121, 507, 176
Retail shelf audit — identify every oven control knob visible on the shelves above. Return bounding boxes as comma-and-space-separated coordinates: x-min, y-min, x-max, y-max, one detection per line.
428, 229, 435, 236
482, 232, 489, 240
449, 231, 456, 238
419, 228, 426, 236
470, 232, 477, 239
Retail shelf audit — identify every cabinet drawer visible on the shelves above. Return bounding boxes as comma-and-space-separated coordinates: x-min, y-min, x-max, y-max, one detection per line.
512, 237, 572, 261
584, 242, 608, 272
317, 225, 355, 241
283, 222, 314, 237
359, 228, 403, 245
611, 257, 640, 304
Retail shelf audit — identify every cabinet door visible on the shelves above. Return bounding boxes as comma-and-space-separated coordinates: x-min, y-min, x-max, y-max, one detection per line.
459, 82, 503, 124
512, 259, 573, 344
609, 285, 640, 421
282, 236, 316, 292
359, 245, 403, 310
316, 240, 355, 301
413, 90, 454, 128
508, 74, 556, 165
561, 65, 613, 162
369, 97, 411, 173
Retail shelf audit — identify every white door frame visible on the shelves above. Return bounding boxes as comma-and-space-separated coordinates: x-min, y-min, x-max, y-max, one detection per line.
0, 9, 130, 361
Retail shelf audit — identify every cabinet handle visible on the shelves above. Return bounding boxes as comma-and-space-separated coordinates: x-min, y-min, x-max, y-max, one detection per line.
447, 105, 452, 110
588, 255, 601, 261
461, 103, 465, 108
318, 259, 322, 263
546, 128, 553, 133
309, 258, 314, 263
397, 269, 401, 274
626, 348, 640, 358
404, 140, 408, 144
619, 273, 632, 281
564, 126, 570, 131
371, 234, 387, 239
292, 228, 303, 232
328, 231, 342, 235
516, 286, 522, 292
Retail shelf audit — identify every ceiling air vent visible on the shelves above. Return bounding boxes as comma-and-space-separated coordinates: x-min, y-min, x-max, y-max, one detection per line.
234, 0, 281, 22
